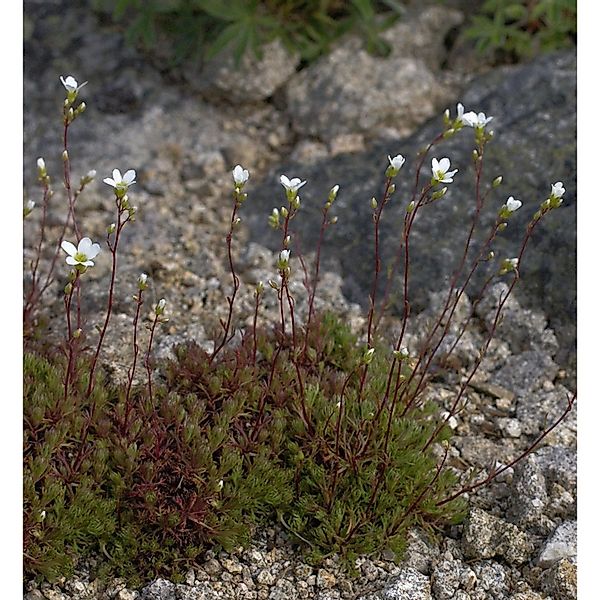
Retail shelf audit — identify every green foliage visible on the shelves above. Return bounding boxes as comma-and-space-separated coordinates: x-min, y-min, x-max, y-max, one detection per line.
91, 0, 405, 64
23, 312, 466, 582
464, 0, 576, 61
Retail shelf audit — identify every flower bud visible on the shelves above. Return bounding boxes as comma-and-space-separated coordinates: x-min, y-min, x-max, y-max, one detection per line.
362, 347, 375, 365
407, 201, 415, 213
24, 200, 36, 217
268, 279, 280, 291
328, 184, 339, 203
431, 187, 448, 201
256, 281, 264, 295
37, 157, 47, 177
492, 176, 503, 188
138, 273, 148, 290
73, 328, 82, 339
283, 235, 291, 248
155, 298, 167, 316
443, 128, 455, 139
280, 206, 289, 218
370, 197, 378, 210
107, 223, 116, 234
62, 150, 69, 162
329, 216, 338, 225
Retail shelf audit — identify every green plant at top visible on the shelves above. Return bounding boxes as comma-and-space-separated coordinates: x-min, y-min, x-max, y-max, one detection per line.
91, 0, 406, 64
24, 74, 575, 585
464, 0, 576, 61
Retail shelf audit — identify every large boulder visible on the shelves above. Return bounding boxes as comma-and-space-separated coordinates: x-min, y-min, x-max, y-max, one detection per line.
285, 6, 464, 141
246, 51, 576, 367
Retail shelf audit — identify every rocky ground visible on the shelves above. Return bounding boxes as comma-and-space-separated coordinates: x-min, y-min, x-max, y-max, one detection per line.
24, 1, 576, 598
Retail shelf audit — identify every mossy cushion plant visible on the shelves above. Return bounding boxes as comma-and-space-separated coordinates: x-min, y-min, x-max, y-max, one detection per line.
23, 76, 574, 585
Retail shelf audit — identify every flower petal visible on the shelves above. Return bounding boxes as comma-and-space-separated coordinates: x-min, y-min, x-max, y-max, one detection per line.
112, 169, 122, 183
61, 240, 77, 256
86, 243, 101, 259
103, 178, 116, 187
66, 256, 79, 265
78, 237, 93, 254
439, 158, 450, 172
123, 169, 136, 184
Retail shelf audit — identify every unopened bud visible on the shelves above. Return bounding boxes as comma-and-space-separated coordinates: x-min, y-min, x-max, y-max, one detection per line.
64, 282, 73, 295
62, 150, 69, 162
268, 279, 279, 291
24, 200, 36, 217
329, 216, 338, 225
362, 347, 375, 365
256, 281, 264, 294
370, 197, 378, 210
431, 187, 448, 201
472, 149, 479, 162
107, 223, 116, 234
492, 175, 503, 187
283, 235, 290, 248
73, 328, 82, 339
443, 128, 456, 139
407, 201, 415, 213
328, 184, 339, 203
155, 298, 167, 316
280, 206, 289, 218
138, 273, 148, 290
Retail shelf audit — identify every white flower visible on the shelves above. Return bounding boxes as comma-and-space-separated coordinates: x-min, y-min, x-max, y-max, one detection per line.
463, 111, 493, 129
456, 102, 467, 125
279, 175, 306, 194
138, 273, 148, 290
61, 237, 101, 268
60, 75, 88, 94
388, 154, 406, 171
505, 196, 522, 212
551, 181, 565, 199
280, 249, 290, 263
218, 479, 224, 490
37, 157, 46, 171
432, 157, 458, 184
232, 165, 249, 186
103, 169, 137, 194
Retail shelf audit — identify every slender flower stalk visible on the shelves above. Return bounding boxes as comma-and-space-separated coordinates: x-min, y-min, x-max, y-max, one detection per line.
86, 182, 136, 397
123, 274, 148, 432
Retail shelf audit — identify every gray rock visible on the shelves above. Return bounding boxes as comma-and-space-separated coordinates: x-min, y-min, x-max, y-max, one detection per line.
375, 567, 432, 599
400, 528, 438, 575
471, 561, 510, 598
489, 351, 559, 398
538, 520, 577, 568
247, 51, 576, 368
140, 579, 176, 600
516, 383, 577, 443
182, 40, 300, 103
286, 6, 463, 141
541, 558, 577, 600
509, 455, 548, 527
475, 283, 559, 357
462, 508, 533, 565
534, 445, 577, 491
430, 559, 466, 599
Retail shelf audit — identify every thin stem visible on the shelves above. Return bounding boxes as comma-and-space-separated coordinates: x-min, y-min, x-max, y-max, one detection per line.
211, 201, 240, 362
124, 289, 144, 433
86, 204, 129, 397
145, 313, 160, 405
